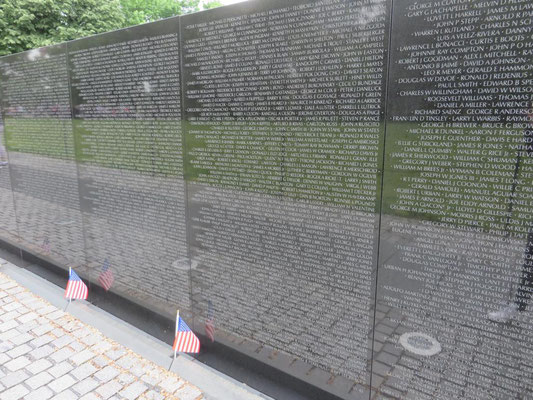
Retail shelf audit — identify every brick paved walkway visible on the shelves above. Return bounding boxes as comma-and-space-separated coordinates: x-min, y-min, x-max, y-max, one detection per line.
0, 271, 204, 400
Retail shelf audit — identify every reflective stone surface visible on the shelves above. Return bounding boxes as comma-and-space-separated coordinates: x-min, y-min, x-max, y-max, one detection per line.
68, 18, 190, 316
181, 0, 391, 397
0, 113, 18, 240
0, 0, 532, 399
0, 44, 85, 268
375, 1, 533, 398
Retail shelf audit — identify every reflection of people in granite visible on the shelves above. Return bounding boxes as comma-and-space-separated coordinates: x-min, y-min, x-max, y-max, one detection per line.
0, 143, 7, 166
489, 103, 533, 322
0, 124, 6, 167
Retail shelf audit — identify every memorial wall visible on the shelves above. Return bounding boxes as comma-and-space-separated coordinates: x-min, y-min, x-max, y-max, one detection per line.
68, 19, 191, 317
0, 44, 85, 268
376, 1, 533, 399
0, 0, 532, 399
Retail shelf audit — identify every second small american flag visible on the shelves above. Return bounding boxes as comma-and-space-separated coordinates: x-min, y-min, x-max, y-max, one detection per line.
64, 268, 88, 300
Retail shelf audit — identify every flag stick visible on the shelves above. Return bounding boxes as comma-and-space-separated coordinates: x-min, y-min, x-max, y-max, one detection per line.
168, 309, 179, 371
64, 298, 71, 312
64, 267, 72, 311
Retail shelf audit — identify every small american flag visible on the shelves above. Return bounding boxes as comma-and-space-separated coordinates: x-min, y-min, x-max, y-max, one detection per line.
205, 300, 215, 343
98, 259, 114, 291
173, 313, 200, 353
64, 268, 88, 300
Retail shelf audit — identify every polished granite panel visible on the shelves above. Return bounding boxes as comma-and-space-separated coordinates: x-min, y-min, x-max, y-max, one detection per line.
0, 1, 531, 399
182, 1, 391, 397
67, 18, 190, 317
375, 1, 533, 398
0, 113, 18, 240
0, 44, 85, 268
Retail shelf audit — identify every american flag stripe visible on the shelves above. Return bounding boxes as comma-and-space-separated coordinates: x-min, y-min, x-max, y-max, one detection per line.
65, 280, 88, 300
173, 314, 200, 353
173, 331, 200, 353
64, 269, 88, 300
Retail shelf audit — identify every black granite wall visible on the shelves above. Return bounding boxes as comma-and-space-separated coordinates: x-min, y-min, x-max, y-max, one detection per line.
0, 1, 532, 398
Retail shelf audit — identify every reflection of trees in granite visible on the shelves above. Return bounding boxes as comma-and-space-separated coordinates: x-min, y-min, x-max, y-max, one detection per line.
375, 215, 533, 399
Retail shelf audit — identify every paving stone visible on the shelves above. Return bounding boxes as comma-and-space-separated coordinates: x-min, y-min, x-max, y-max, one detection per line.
7, 286, 25, 294
0, 319, 18, 332
26, 371, 54, 389
92, 355, 109, 367
159, 376, 184, 393
24, 385, 54, 400
9, 332, 33, 345
49, 361, 74, 378
176, 384, 203, 400
48, 374, 76, 393
71, 362, 98, 380
70, 348, 96, 365
141, 373, 161, 386
106, 348, 127, 360
0, 328, 19, 341
1, 310, 20, 322
73, 377, 99, 395
69, 340, 86, 352
50, 347, 74, 363
47, 310, 66, 320
2, 301, 21, 312
30, 334, 55, 348
26, 359, 53, 374
0, 281, 17, 289
7, 343, 32, 358
50, 389, 76, 400
373, 361, 392, 377
72, 327, 92, 338
5, 355, 31, 371
130, 363, 146, 377
80, 393, 100, 400
51, 328, 65, 337
17, 320, 39, 333
97, 380, 124, 399
0, 272, 204, 400
0, 351, 11, 364
17, 311, 38, 323
144, 390, 165, 400
95, 365, 120, 382
0, 383, 29, 400
30, 344, 54, 359
116, 354, 138, 369
32, 322, 54, 336
51, 335, 74, 349
119, 381, 148, 399
118, 372, 136, 385
81, 334, 100, 346
37, 305, 57, 316
0, 370, 29, 388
